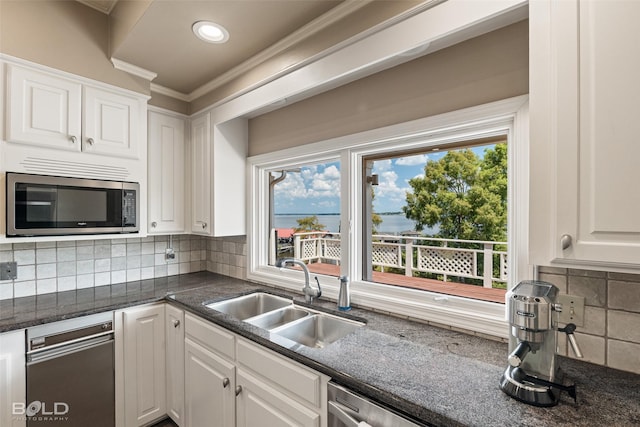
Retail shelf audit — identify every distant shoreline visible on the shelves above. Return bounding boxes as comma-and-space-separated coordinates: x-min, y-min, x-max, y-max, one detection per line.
276, 212, 403, 216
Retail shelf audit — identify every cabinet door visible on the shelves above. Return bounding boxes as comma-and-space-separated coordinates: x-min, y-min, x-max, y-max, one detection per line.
122, 304, 166, 427
148, 111, 186, 234
190, 113, 211, 235
0, 330, 26, 427
236, 368, 320, 427
7, 64, 81, 150
166, 305, 185, 426
531, 0, 640, 267
83, 86, 141, 159
184, 338, 235, 427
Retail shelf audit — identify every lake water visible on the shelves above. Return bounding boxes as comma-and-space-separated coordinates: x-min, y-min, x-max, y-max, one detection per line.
274, 213, 437, 235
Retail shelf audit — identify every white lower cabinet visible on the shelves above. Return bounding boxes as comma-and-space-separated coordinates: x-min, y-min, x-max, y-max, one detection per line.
116, 304, 166, 427
0, 330, 26, 427
166, 305, 185, 426
184, 313, 328, 427
184, 338, 235, 427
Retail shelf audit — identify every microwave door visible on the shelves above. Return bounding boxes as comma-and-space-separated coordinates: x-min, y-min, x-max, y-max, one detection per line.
14, 184, 58, 229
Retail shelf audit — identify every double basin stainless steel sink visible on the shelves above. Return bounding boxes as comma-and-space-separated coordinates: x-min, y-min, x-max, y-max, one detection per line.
205, 292, 364, 349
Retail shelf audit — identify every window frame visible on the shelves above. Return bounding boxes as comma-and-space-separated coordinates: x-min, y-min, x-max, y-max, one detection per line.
247, 95, 529, 338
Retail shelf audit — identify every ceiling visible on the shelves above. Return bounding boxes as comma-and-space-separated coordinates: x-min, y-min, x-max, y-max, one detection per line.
78, 0, 356, 98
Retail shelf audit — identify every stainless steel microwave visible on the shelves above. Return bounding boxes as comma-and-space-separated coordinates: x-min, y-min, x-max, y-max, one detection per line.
6, 172, 139, 237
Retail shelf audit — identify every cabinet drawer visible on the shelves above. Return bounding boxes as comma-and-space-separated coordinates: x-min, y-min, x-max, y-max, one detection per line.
236, 338, 322, 408
185, 313, 235, 359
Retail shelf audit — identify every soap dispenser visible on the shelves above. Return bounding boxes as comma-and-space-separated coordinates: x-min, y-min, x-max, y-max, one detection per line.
338, 276, 350, 311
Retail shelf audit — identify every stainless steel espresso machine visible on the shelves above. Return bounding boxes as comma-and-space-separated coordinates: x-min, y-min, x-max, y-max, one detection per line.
500, 280, 583, 406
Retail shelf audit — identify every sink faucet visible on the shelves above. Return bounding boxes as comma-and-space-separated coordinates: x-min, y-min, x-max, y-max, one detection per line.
275, 258, 322, 303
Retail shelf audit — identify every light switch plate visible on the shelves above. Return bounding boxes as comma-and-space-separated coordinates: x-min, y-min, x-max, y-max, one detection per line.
557, 294, 585, 326
0, 262, 17, 280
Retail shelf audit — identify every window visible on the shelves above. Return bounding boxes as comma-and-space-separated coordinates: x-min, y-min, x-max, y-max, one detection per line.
362, 141, 508, 304
268, 161, 341, 278
248, 96, 529, 337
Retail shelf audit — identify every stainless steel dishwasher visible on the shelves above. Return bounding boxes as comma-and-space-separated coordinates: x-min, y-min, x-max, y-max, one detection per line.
328, 382, 428, 427
26, 312, 114, 427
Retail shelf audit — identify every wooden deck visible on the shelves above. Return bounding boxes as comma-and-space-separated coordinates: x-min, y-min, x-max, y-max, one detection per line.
304, 262, 506, 304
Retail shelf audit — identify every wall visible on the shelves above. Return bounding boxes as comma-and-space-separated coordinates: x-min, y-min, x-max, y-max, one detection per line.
0, 235, 206, 299
0, 0, 149, 95
538, 266, 640, 374
207, 236, 247, 280
248, 20, 528, 155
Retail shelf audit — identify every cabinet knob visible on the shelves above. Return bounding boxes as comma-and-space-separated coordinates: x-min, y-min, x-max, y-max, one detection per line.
222, 378, 230, 388
87, 137, 95, 146
70, 135, 77, 144
172, 319, 180, 328
202, 222, 207, 229
151, 221, 157, 228
561, 234, 573, 250
235, 385, 242, 396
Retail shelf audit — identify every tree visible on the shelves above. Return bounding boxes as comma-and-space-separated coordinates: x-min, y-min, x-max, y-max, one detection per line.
294, 215, 325, 233
402, 145, 507, 242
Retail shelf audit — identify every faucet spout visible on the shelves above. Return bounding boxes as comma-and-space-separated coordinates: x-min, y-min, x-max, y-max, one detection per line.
276, 258, 322, 303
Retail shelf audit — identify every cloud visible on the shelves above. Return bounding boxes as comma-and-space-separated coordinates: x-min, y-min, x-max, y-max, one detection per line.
395, 154, 428, 166
373, 159, 392, 173
274, 163, 341, 200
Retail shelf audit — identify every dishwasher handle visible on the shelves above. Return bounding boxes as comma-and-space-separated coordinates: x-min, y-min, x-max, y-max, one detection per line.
27, 333, 114, 364
329, 401, 373, 427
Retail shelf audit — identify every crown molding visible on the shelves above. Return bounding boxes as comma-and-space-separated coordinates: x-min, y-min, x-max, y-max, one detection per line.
150, 83, 190, 102
76, 0, 119, 15
111, 58, 157, 81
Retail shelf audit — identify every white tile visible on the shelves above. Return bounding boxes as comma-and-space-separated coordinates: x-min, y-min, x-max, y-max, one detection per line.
76, 245, 95, 260
94, 244, 111, 259
56, 241, 76, 248
57, 262, 76, 277
154, 265, 167, 278
77, 259, 94, 274
95, 272, 111, 286
127, 243, 141, 256
167, 263, 179, 276
179, 262, 191, 274
111, 257, 126, 270
141, 255, 154, 268
14, 281, 36, 298
155, 254, 166, 266
111, 270, 126, 285
36, 241, 56, 249
141, 242, 155, 255
36, 263, 57, 279
95, 258, 111, 273
608, 340, 640, 374
127, 269, 141, 282
0, 251, 13, 262
111, 244, 126, 257
0, 243, 13, 251
57, 247, 76, 262
17, 265, 36, 281
127, 255, 141, 269
14, 250, 35, 265
141, 267, 154, 280
36, 278, 57, 295
57, 276, 76, 292
14, 242, 35, 250
155, 242, 167, 254
76, 274, 95, 289
0, 282, 13, 300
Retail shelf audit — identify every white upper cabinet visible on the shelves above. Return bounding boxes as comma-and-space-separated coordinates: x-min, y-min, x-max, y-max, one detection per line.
148, 110, 187, 234
190, 113, 212, 235
7, 63, 143, 159
530, 0, 640, 269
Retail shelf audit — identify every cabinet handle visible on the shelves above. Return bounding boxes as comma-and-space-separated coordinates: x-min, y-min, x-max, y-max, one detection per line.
151, 222, 157, 228
202, 222, 207, 229
561, 234, 573, 250
222, 378, 230, 388
235, 385, 242, 396
70, 135, 77, 144
87, 137, 95, 146
172, 319, 180, 328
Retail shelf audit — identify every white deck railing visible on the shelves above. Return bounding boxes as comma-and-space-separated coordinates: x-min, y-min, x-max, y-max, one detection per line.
292, 232, 507, 288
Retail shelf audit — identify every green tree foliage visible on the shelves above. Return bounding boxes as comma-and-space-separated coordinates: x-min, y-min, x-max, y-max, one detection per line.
294, 215, 325, 233
402, 144, 507, 242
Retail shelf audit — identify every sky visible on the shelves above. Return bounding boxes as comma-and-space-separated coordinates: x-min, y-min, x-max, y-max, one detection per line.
273, 145, 495, 214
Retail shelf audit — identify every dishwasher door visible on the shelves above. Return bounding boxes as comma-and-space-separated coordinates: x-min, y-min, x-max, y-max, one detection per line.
26, 314, 114, 427
328, 382, 428, 427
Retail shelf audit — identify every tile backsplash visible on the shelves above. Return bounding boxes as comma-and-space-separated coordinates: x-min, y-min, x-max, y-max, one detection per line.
538, 266, 640, 374
0, 235, 207, 300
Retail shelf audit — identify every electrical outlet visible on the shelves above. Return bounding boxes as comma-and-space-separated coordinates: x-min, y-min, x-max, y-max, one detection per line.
165, 248, 175, 260
0, 262, 17, 280
557, 294, 585, 326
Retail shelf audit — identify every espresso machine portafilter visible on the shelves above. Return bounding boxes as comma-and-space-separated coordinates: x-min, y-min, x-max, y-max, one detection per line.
499, 280, 583, 406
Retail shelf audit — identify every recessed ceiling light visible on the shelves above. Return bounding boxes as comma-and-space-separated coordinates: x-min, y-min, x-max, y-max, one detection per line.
192, 21, 229, 44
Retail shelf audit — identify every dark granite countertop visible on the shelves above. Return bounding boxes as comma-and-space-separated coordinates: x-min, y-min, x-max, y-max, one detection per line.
1, 272, 639, 426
